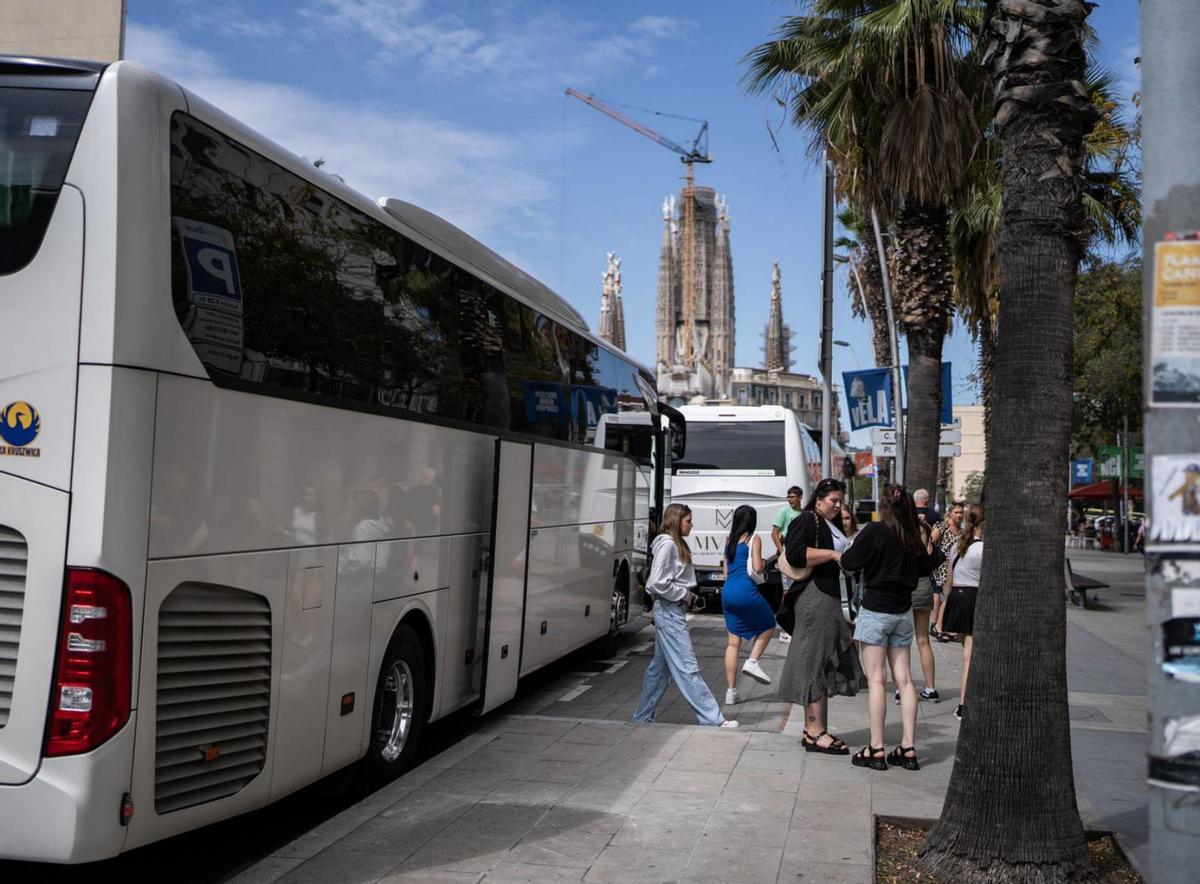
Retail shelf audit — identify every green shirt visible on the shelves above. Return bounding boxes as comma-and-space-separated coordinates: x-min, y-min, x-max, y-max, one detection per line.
773, 505, 803, 536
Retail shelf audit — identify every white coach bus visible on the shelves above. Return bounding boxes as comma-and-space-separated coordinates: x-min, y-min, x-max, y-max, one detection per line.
0, 56, 672, 862
670, 406, 818, 598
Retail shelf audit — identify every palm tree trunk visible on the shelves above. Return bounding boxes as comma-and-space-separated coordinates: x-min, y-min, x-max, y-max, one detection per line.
920, 1, 1096, 879
858, 234, 894, 369
894, 203, 953, 495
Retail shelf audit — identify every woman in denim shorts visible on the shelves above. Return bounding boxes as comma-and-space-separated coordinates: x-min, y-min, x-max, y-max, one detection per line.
839, 486, 944, 770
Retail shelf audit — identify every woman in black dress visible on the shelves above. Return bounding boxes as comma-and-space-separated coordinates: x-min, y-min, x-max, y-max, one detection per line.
776, 479, 864, 753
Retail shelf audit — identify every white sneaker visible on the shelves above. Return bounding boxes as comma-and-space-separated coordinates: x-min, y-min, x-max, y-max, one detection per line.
720, 720, 740, 728
725, 687, 741, 705
742, 658, 771, 685
779, 631, 791, 644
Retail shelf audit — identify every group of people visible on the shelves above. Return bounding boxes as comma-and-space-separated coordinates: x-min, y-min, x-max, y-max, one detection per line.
633, 479, 985, 770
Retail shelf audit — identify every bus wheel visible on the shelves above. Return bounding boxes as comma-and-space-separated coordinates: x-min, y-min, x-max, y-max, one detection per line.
596, 576, 629, 658
358, 625, 427, 788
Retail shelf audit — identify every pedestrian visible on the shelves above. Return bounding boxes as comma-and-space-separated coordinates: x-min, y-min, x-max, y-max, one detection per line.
930, 501, 965, 641
772, 486, 804, 557
941, 504, 984, 722
720, 505, 776, 705
776, 478, 863, 754
840, 485, 944, 771
913, 488, 941, 527
772, 485, 804, 645
633, 503, 739, 728
839, 503, 862, 622
897, 517, 941, 704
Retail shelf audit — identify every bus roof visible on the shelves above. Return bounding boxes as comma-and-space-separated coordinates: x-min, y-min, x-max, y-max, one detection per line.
677, 405, 793, 422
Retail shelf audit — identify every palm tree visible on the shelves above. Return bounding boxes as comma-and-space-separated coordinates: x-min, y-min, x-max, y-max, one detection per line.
743, 0, 986, 493
836, 206, 892, 368
919, 0, 1099, 877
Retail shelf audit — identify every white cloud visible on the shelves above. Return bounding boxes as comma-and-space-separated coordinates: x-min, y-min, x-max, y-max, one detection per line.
124, 23, 555, 242
301, 0, 690, 95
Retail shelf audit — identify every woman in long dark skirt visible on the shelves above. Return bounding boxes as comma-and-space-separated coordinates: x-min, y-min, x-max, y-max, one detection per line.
776, 478, 864, 753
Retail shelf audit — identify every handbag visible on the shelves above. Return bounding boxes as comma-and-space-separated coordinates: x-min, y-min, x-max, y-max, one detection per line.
746, 547, 766, 586
775, 513, 818, 633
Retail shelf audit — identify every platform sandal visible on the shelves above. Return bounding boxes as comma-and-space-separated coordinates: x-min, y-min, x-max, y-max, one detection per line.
801, 729, 849, 755
887, 745, 920, 771
851, 745, 887, 770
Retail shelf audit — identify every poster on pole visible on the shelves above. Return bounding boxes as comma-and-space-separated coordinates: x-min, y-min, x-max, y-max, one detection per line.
1150, 455, 1200, 544
1151, 238, 1200, 404
901, 362, 953, 425
842, 368, 893, 431
1071, 459, 1093, 485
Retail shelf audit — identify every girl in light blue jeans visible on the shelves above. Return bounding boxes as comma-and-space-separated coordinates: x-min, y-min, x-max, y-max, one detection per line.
633, 504, 736, 728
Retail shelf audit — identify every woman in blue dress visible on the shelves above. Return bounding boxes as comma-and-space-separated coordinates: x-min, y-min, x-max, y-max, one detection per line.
721, 505, 778, 705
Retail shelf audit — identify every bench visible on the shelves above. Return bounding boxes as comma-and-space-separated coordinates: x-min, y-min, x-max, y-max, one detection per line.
1065, 558, 1108, 609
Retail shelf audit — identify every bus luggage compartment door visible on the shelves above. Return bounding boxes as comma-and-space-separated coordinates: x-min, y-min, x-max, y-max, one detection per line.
478, 440, 532, 715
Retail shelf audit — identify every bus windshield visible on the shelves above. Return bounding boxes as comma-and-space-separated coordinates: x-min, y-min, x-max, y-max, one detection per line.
672, 420, 786, 476
0, 87, 92, 275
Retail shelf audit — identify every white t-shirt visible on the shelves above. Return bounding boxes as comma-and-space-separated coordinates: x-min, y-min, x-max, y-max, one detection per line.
952, 539, 983, 588
825, 519, 849, 553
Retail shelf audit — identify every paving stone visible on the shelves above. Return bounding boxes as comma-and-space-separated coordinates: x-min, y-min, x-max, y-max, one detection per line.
714, 788, 796, 817
582, 845, 692, 883
538, 740, 613, 764
225, 856, 305, 884
482, 860, 587, 883
379, 869, 481, 884
400, 831, 519, 876
425, 766, 516, 798
510, 759, 594, 785
682, 839, 784, 883
735, 748, 806, 773
505, 827, 616, 870
650, 767, 730, 794
277, 845, 408, 884
481, 779, 576, 807
558, 781, 652, 814
702, 809, 792, 847
724, 768, 805, 794
775, 861, 872, 883
557, 723, 630, 745
782, 828, 872, 866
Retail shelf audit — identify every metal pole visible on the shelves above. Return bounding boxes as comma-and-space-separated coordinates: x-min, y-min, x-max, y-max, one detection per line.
1122, 414, 1132, 554
1143, 2, 1200, 877
820, 156, 835, 478
870, 206, 905, 484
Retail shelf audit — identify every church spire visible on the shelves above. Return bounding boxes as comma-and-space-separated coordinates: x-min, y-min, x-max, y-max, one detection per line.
599, 251, 627, 350
763, 262, 791, 372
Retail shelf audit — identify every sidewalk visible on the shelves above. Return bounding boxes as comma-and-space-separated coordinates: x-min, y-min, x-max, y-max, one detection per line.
232, 549, 1147, 883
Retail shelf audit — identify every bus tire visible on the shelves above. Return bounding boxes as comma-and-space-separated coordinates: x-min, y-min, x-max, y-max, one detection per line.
357, 624, 428, 789
596, 570, 629, 658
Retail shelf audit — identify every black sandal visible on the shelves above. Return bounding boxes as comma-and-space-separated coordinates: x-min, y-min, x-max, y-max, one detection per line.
852, 746, 887, 770
887, 745, 920, 771
801, 729, 850, 755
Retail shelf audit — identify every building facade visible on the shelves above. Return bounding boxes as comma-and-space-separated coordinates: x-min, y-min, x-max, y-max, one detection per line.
729, 368, 826, 432
655, 187, 735, 403
949, 404, 986, 499
1, 0, 125, 62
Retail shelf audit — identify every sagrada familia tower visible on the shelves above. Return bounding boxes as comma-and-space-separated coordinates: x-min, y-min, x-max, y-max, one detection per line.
654, 186, 735, 403
597, 251, 626, 351
762, 262, 793, 372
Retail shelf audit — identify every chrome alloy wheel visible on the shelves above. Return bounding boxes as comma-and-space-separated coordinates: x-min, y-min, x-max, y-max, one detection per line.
611, 585, 629, 632
378, 659, 415, 763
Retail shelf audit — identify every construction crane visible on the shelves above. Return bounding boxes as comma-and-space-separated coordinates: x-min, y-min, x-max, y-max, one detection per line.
565, 88, 712, 366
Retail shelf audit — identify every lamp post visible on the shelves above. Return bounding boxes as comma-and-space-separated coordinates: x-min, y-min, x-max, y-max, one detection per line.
819, 157, 836, 479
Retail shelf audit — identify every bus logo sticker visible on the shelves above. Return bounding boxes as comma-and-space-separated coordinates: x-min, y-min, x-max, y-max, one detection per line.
716, 507, 733, 529
0, 401, 41, 457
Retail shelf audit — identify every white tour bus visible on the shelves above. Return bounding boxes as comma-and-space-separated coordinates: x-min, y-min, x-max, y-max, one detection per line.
0, 56, 674, 862
670, 406, 819, 597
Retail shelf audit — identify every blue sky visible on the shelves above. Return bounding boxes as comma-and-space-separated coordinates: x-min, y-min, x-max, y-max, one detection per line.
125, 1, 1141, 443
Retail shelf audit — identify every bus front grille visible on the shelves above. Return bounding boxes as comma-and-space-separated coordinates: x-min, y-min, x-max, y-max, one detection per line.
154, 584, 271, 814
0, 525, 27, 729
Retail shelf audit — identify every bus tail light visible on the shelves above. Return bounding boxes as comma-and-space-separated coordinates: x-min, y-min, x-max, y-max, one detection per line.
45, 569, 132, 757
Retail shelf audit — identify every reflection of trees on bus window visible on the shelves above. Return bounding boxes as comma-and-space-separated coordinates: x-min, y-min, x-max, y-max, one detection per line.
168, 111, 655, 449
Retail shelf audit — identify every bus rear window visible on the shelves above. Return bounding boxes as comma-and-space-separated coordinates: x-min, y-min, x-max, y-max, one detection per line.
0, 87, 92, 275
672, 421, 787, 476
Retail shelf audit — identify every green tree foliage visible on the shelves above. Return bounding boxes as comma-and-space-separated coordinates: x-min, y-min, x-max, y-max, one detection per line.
960, 469, 984, 505
1072, 254, 1143, 453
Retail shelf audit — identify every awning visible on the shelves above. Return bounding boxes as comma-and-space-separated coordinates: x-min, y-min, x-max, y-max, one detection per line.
1068, 481, 1144, 500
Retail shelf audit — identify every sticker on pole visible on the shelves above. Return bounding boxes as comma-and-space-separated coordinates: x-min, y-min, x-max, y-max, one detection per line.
1150, 454, 1200, 544
1151, 237, 1200, 404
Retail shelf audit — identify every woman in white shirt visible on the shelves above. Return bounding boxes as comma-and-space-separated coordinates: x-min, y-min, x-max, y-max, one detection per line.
633, 503, 737, 728
941, 504, 984, 722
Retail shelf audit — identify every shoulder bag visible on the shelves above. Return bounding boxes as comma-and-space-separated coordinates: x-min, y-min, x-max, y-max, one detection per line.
775, 512, 817, 633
